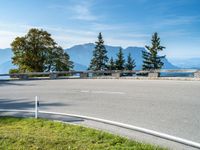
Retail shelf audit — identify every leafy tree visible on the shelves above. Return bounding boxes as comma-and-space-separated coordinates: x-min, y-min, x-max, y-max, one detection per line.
11, 28, 73, 72
142, 32, 165, 70
125, 53, 136, 70
89, 32, 108, 71
108, 57, 116, 70
45, 46, 73, 72
115, 47, 125, 70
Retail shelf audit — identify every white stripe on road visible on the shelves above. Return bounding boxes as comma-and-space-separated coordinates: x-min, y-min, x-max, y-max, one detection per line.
80, 90, 125, 95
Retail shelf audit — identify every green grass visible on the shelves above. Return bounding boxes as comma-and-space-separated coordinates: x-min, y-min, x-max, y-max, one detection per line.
0, 117, 167, 150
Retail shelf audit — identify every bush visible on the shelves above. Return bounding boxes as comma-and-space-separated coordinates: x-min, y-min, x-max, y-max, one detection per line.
9, 69, 20, 78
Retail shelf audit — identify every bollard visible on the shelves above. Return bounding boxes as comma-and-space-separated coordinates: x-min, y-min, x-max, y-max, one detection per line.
35, 96, 39, 119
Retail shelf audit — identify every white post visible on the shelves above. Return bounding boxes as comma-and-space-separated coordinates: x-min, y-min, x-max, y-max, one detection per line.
35, 96, 38, 119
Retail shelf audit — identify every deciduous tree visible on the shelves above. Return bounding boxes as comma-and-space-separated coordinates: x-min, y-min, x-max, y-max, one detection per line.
11, 28, 73, 72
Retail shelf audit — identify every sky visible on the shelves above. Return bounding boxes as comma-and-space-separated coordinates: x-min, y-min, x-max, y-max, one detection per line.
0, 0, 200, 59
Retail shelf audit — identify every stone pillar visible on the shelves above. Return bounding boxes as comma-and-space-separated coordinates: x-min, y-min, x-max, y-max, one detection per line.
49, 73, 58, 79
194, 71, 200, 78
19, 74, 29, 80
148, 72, 159, 78
80, 72, 88, 79
111, 72, 121, 78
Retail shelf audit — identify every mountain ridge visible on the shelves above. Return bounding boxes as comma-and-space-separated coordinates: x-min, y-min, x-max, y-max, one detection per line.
65, 43, 178, 70
0, 43, 178, 73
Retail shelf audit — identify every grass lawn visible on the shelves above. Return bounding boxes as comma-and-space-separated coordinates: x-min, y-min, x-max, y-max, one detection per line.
0, 117, 167, 150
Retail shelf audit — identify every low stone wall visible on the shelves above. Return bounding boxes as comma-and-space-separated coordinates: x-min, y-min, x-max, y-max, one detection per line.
148, 72, 160, 78
111, 72, 121, 78
49, 73, 58, 79
80, 73, 88, 79
19, 74, 29, 80
194, 71, 200, 78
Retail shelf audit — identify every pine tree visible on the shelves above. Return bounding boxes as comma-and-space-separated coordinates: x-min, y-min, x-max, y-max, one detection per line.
89, 32, 108, 71
115, 47, 125, 70
125, 53, 136, 70
108, 57, 116, 70
142, 32, 165, 70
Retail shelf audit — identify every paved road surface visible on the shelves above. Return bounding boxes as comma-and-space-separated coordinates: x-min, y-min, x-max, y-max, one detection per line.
0, 79, 200, 149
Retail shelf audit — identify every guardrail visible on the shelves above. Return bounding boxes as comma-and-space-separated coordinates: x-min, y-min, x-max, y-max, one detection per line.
0, 69, 200, 80
0, 96, 200, 149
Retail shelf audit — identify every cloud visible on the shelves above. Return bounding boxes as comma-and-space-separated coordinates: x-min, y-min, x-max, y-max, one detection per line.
160, 16, 200, 26
49, 1, 98, 21
0, 23, 98, 48
0, 22, 147, 49
0, 30, 26, 48
70, 1, 97, 21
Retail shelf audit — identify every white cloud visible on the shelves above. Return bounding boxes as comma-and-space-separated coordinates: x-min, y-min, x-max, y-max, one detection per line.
49, 1, 98, 21
157, 16, 200, 27
0, 30, 26, 48
70, 1, 97, 21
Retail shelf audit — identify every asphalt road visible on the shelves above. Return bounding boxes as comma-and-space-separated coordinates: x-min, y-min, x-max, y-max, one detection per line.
0, 79, 200, 149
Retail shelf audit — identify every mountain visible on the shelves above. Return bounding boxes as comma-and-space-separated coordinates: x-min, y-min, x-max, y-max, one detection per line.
169, 58, 200, 69
0, 48, 13, 65
0, 49, 15, 74
65, 43, 178, 70
0, 44, 178, 73
0, 61, 17, 74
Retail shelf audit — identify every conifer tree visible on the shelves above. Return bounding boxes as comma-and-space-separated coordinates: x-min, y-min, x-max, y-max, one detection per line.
115, 47, 125, 70
89, 32, 108, 71
125, 53, 136, 70
142, 32, 165, 70
108, 57, 116, 70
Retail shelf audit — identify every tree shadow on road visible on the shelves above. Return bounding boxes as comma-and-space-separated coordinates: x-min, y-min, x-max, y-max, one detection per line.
0, 98, 68, 109
0, 80, 35, 87
0, 98, 84, 123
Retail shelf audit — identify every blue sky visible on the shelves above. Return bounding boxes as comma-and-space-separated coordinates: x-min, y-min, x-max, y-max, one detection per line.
0, 0, 200, 59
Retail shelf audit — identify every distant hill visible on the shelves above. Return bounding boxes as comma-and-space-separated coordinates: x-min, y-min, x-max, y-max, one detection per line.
65, 43, 178, 70
0, 49, 15, 74
0, 43, 178, 73
0, 61, 16, 74
0, 48, 13, 65
170, 58, 200, 69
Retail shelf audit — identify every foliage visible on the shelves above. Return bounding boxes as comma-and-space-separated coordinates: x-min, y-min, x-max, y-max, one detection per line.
125, 53, 136, 70
0, 117, 167, 150
9, 68, 20, 74
11, 28, 73, 72
89, 32, 108, 71
115, 47, 125, 70
142, 32, 165, 70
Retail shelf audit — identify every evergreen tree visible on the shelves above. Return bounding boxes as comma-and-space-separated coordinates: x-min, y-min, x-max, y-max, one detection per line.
142, 32, 165, 70
115, 47, 125, 70
11, 28, 73, 72
125, 53, 136, 70
89, 32, 108, 71
108, 57, 116, 70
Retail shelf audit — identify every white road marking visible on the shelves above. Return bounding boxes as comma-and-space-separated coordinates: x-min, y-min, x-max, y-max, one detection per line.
80, 90, 90, 93
80, 90, 125, 95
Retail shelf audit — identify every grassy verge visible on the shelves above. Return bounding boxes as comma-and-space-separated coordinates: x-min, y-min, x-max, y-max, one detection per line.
0, 117, 167, 150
